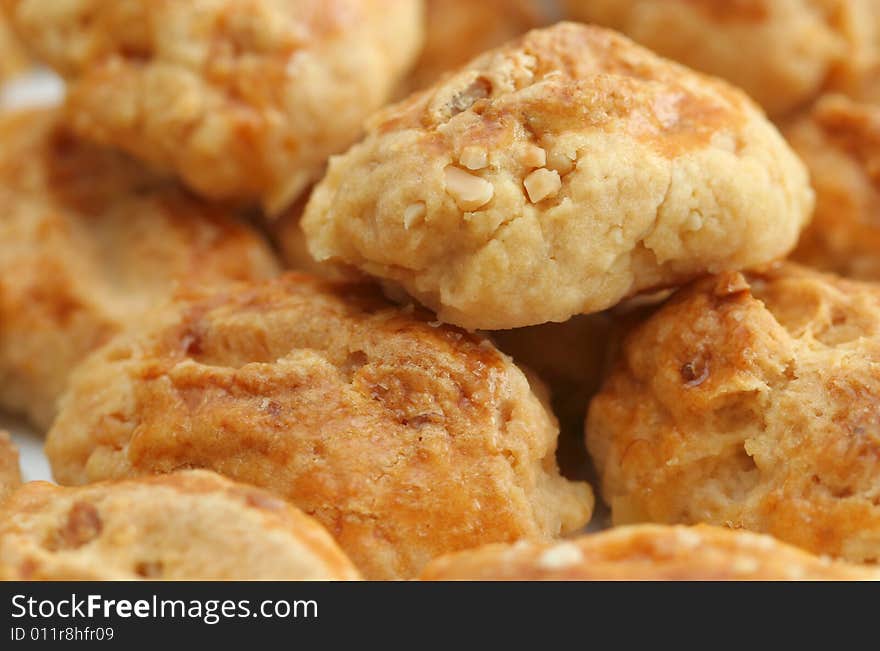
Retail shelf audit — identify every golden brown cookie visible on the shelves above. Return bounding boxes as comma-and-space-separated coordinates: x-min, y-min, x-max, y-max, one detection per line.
302, 23, 814, 330
400, 0, 546, 94
564, 0, 880, 117
0, 109, 279, 428
46, 273, 594, 580
0, 470, 360, 580
588, 263, 880, 562
421, 524, 880, 580
785, 95, 880, 278
0, 431, 22, 502
2, 0, 424, 213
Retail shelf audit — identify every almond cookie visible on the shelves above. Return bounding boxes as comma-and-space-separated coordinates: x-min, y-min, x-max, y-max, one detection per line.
302, 23, 814, 330
564, 0, 880, 117
0, 470, 360, 580
785, 95, 880, 278
421, 524, 880, 580
588, 263, 880, 562
2, 0, 424, 213
0, 431, 21, 501
401, 0, 546, 94
0, 109, 279, 428
45, 274, 593, 580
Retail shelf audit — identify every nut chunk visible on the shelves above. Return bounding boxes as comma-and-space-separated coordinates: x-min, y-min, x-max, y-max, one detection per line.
46, 274, 593, 580
0, 471, 360, 580
588, 264, 880, 563
2, 0, 425, 213
303, 23, 813, 330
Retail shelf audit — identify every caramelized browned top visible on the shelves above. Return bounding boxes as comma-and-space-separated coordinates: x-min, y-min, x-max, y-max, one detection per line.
378, 23, 747, 159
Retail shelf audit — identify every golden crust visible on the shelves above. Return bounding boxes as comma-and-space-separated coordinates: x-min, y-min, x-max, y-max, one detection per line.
588, 263, 880, 562
786, 95, 880, 279
46, 273, 594, 580
2, 0, 424, 213
564, 0, 880, 117
400, 0, 546, 95
0, 109, 279, 428
0, 431, 22, 502
421, 524, 880, 580
0, 470, 360, 580
303, 23, 814, 330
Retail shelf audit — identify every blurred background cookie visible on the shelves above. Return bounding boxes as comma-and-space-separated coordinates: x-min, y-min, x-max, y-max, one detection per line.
1, 0, 425, 214
46, 274, 593, 580
400, 0, 547, 95
0, 470, 360, 580
588, 264, 880, 562
0, 431, 21, 501
303, 23, 813, 330
785, 94, 880, 278
0, 13, 27, 82
421, 524, 880, 580
563, 0, 880, 117
0, 108, 279, 429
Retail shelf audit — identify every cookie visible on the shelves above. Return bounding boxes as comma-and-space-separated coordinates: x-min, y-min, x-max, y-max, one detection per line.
0, 109, 279, 428
2, 0, 424, 213
785, 95, 880, 278
421, 524, 880, 580
0, 470, 360, 580
401, 0, 545, 95
302, 23, 814, 330
0, 431, 21, 502
45, 273, 593, 580
588, 263, 880, 562
564, 0, 880, 117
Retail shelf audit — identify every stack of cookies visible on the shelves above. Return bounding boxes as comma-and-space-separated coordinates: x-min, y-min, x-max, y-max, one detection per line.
1, 0, 880, 582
